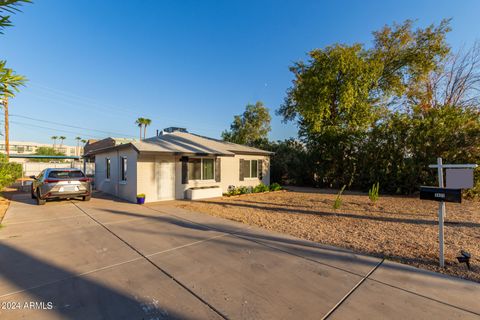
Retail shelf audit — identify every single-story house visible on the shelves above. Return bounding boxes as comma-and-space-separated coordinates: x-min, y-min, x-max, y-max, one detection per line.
90, 128, 272, 202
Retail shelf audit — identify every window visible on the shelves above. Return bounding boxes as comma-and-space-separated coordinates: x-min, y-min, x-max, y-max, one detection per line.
251, 160, 258, 178
203, 158, 214, 180
48, 170, 85, 179
242, 160, 251, 178
188, 158, 201, 180
188, 158, 214, 180
121, 157, 127, 181
106, 158, 111, 179
242, 160, 259, 179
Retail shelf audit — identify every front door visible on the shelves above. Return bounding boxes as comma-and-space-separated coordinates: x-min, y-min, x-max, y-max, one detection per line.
156, 159, 175, 200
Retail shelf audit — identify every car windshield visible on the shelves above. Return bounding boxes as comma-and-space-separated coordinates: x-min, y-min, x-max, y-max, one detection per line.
48, 170, 85, 179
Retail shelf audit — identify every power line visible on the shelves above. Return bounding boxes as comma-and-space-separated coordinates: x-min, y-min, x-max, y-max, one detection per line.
9, 120, 108, 139
10, 114, 134, 137
28, 82, 224, 132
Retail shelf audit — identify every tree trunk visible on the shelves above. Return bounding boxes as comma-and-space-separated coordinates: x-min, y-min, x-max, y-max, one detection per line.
139, 125, 142, 140
143, 125, 147, 140
4, 96, 9, 160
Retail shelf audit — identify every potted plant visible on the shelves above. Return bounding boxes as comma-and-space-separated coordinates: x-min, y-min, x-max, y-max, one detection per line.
136, 194, 146, 204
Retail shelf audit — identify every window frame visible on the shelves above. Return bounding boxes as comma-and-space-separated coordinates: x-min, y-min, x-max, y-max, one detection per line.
251, 160, 258, 178
120, 156, 127, 182
106, 158, 111, 180
243, 160, 259, 179
188, 157, 215, 181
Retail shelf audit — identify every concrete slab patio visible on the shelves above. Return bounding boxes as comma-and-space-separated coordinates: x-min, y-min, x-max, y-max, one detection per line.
0, 193, 478, 319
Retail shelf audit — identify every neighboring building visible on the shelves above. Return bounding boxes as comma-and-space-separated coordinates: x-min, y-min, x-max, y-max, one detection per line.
91, 128, 272, 202
0, 140, 82, 159
83, 137, 136, 160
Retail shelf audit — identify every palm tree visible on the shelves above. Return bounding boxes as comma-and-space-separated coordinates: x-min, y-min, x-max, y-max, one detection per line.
0, 1, 30, 34
51, 136, 58, 149
75, 136, 82, 156
0, 1, 29, 159
135, 117, 145, 140
0, 61, 26, 159
81, 139, 87, 144
143, 118, 152, 139
58, 136, 66, 151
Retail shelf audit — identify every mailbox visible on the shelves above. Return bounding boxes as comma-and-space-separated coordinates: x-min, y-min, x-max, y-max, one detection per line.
420, 186, 462, 203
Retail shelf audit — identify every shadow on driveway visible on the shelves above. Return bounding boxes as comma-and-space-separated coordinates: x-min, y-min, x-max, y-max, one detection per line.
0, 242, 192, 319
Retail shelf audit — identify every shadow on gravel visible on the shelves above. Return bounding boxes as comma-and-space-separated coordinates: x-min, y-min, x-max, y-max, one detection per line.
193, 200, 480, 228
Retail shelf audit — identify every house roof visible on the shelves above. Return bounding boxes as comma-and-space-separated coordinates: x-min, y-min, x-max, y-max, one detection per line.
89, 132, 273, 156
83, 137, 137, 157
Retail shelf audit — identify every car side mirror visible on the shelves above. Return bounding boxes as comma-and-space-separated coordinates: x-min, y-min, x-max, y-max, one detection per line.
29, 175, 36, 180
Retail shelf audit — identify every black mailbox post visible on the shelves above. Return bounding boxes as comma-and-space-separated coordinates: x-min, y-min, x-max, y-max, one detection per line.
420, 186, 462, 203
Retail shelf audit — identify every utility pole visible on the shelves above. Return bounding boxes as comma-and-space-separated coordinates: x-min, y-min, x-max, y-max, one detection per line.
3, 95, 9, 160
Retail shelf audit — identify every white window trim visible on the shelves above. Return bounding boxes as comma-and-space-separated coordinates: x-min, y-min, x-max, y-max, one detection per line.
189, 157, 215, 182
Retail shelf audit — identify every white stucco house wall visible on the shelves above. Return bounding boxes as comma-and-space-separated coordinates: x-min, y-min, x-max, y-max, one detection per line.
90, 129, 272, 203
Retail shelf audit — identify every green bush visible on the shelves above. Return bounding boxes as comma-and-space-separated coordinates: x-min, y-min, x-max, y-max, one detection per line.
0, 154, 22, 189
237, 186, 249, 195
269, 183, 282, 191
225, 183, 283, 196
253, 183, 269, 193
368, 182, 380, 204
263, 139, 313, 186
464, 168, 480, 200
30, 147, 66, 162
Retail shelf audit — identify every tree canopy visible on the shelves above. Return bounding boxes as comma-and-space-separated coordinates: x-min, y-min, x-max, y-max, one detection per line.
278, 19, 452, 135
29, 147, 67, 162
271, 19, 480, 197
222, 101, 271, 146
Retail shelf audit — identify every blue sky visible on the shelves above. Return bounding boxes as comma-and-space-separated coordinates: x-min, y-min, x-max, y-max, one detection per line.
2, 0, 480, 145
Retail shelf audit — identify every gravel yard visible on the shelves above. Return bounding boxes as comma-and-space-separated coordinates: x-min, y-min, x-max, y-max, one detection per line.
171, 188, 480, 282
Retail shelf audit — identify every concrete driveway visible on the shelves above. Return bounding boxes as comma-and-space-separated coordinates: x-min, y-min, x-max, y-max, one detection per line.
0, 193, 478, 320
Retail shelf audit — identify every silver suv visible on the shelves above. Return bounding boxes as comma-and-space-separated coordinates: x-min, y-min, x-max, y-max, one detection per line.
30, 168, 92, 205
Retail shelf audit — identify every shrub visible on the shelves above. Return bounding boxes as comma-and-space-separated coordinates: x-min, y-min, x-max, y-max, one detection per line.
368, 182, 380, 204
253, 183, 269, 193
333, 185, 346, 210
464, 168, 480, 200
30, 147, 66, 162
0, 155, 22, 189
269, 183, 282, 191
237, 186, 249, 195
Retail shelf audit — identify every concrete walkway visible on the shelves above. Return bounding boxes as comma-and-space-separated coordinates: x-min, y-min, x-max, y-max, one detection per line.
0, 193, 478, 319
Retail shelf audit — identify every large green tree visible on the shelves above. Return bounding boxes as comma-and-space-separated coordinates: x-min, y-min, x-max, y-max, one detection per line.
277, 19, 480, 195
222, 101, 271, 146
278, 19, 451, 135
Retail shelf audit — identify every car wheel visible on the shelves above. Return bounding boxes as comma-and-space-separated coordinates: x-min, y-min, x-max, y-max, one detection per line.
31, 186, 36, 199
36, 190, 46, 205
83, 195, 91, 201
